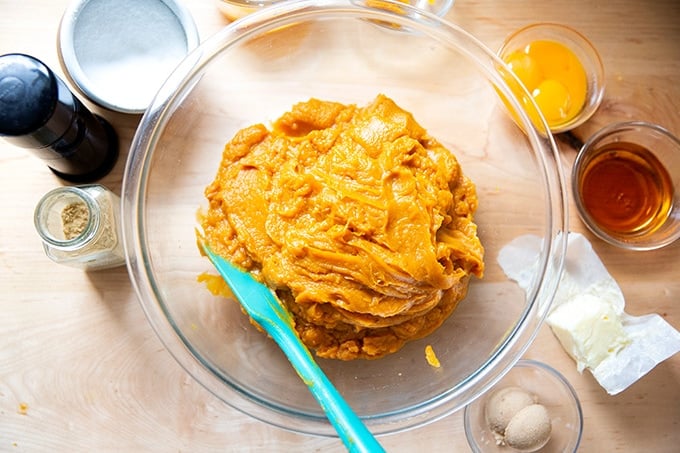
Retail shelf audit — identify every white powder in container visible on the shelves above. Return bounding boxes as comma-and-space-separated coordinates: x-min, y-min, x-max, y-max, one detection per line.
60, 0, 198, 113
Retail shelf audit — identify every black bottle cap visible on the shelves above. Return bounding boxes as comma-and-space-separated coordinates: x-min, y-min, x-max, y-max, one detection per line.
1, 53, 119, 182
0, 53, 57, 137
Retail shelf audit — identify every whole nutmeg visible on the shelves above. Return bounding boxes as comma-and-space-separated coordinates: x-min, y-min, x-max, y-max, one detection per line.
504, 403, 552, 451
485, 386, 535, 434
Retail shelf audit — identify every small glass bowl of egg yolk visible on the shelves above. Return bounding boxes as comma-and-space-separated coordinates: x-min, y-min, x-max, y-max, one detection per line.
497, 23, 605, 134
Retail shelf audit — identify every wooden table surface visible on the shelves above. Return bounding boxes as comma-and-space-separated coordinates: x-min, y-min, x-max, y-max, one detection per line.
1, 0, 679, 451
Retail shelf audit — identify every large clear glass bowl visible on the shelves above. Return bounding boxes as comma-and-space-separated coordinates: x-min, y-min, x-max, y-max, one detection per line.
122, 0, 567, 437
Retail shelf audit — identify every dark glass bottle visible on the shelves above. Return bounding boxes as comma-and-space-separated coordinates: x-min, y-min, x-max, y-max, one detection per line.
0, 53, 118, 182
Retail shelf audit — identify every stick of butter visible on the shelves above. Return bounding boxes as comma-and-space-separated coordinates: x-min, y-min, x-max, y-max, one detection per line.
547, 293, 630, 372
498, 232, 680, 395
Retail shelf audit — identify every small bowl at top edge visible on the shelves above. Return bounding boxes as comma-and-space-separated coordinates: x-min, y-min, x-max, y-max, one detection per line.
216, 0, 455, 21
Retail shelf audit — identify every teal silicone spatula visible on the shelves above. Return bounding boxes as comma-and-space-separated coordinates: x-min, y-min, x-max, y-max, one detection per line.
200, 242, 385, 453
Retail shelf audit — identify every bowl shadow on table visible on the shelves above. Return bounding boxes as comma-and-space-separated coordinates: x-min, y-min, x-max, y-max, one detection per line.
83, 265, 140, 334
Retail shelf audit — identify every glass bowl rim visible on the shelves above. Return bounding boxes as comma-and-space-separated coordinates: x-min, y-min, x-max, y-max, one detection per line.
121, 0, 568, 437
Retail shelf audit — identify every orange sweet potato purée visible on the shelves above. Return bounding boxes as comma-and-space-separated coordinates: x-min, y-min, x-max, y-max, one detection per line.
199, 94, 484, 360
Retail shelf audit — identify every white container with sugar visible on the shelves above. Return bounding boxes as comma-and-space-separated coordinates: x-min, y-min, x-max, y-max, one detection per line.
58, 0, 199, 114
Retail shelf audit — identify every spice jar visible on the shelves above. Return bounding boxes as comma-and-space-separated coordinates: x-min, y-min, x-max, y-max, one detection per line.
34, 184, 125, 270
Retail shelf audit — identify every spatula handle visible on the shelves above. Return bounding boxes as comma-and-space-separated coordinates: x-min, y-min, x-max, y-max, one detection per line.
266, 322, 386, 453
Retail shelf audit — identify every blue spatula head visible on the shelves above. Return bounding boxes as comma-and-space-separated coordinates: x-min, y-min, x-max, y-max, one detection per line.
201, 244, 293, 328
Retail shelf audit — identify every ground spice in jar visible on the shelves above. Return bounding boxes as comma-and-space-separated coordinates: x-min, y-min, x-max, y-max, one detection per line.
34, 184, 125, 270
61, 202, 89, 239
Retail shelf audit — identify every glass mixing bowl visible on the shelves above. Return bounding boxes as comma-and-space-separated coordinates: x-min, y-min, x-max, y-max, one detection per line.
122, 0, 567, 437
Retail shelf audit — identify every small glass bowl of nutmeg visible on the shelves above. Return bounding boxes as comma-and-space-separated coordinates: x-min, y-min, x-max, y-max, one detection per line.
463, 360, 583, 453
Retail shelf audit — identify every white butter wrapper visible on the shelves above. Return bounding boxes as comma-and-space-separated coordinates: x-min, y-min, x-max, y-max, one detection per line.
498, 232, 680, 395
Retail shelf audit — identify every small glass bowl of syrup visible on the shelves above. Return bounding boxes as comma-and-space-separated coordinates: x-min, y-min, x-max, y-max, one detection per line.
572, 121, 680, 250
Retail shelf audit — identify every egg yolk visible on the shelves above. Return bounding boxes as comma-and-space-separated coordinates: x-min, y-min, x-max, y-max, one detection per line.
533, 79, 571, 123
506, 52, 542, 92
503, 40, 587, 129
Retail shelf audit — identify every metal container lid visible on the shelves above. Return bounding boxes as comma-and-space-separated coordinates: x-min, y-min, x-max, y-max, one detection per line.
57, 0, 199, 114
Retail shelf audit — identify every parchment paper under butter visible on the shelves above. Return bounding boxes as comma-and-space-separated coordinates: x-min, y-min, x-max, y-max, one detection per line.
498, 232, 680, 395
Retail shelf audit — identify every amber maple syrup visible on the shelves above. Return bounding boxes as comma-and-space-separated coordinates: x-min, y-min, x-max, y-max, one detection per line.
579, 141, 673, 236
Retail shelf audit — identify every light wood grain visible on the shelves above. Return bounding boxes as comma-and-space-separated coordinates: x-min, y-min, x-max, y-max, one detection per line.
1, 1, 679, 452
